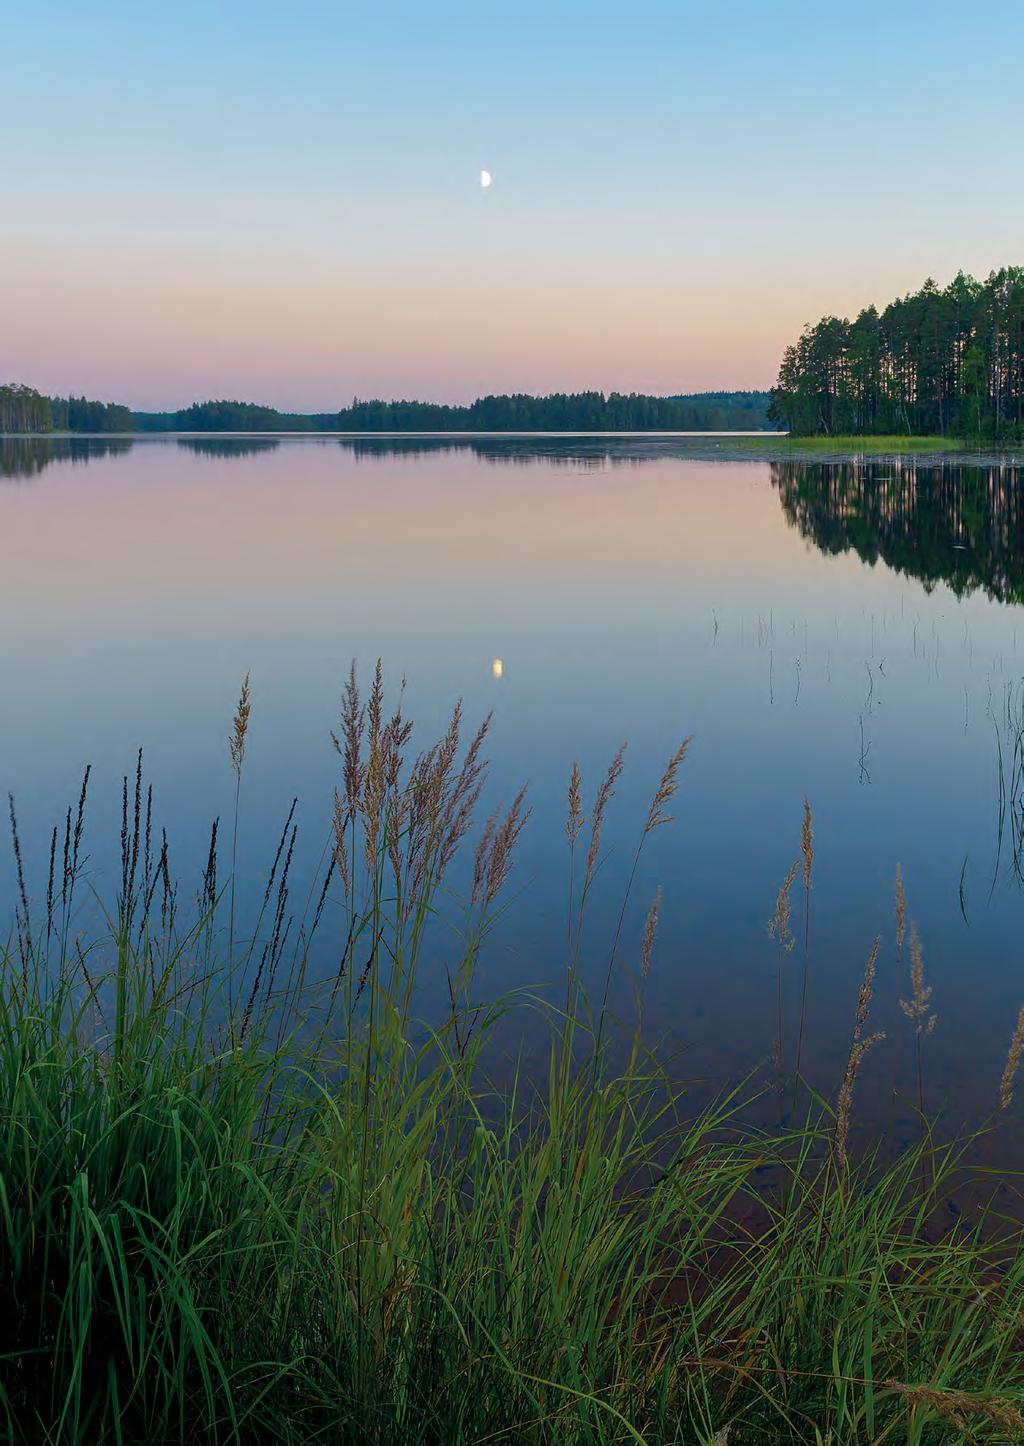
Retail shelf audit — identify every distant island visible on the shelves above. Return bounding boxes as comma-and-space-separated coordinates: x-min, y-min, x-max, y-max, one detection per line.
769, 266, 1024, 441
0, 385, 772, 435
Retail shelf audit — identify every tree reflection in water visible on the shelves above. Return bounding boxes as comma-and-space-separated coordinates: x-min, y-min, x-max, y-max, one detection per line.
772, 458, 1024, 604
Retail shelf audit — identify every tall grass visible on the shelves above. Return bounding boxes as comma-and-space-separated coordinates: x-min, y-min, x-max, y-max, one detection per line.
743, 435, 970, 455
3, 668, 1024, 1443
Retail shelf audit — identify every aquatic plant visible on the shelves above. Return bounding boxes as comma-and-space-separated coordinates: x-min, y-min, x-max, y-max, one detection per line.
3, 670, 1024, 1443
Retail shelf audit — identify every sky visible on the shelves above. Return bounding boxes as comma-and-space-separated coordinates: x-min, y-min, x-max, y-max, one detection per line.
2, 0, 1023, 410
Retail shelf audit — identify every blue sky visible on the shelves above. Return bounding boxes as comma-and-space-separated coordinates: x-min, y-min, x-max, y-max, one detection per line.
2, 0, 1022, 407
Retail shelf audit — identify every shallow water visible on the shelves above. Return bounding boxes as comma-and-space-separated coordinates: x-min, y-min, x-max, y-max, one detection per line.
4, 433, 1024, 1130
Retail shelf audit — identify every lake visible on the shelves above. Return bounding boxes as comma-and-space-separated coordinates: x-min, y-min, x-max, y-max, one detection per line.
4, 432, 1024, 1136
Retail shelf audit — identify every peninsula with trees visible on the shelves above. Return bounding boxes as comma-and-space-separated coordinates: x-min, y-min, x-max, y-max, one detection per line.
769, 267, 1024, 440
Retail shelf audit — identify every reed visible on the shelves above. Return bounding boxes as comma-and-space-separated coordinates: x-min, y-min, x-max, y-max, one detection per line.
890, 863, 907, 1105
900, 919, 936, 1121
3, 671, 1024, 1443
767, 857, 798, 1076
833, 937, 883, 1167
228, 671, 251, 1002
792, 795, 814, 1111
998, 1004, 1024, 1112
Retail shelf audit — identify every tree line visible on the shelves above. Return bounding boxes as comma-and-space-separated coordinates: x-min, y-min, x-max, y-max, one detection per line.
4, 384, 773, 435
333, 390, 770, 432
134, 390, 772, 433
0, 383, 133, 433
769, 268, 1024, 439
135, 400, 339, 432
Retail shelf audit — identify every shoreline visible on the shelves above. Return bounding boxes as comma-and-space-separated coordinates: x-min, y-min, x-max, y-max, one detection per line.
5, 429, 1023, 466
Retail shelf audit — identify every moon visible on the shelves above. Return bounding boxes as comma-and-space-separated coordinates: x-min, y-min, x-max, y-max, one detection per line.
480, 169, 492, 189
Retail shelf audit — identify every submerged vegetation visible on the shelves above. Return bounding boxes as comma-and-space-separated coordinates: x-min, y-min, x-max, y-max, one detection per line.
4, 668, 1024, 1443
769, 267, 1024, 441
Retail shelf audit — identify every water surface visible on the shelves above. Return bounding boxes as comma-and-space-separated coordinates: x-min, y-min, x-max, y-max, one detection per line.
4, 434, 1024, 1131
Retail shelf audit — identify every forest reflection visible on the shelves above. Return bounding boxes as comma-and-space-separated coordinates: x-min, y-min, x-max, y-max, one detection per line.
332, 435, 707, 466
176, 438, 281, 459
772, 459, 1024, 603
0, 433, 695, 478
0, 436, 133, 480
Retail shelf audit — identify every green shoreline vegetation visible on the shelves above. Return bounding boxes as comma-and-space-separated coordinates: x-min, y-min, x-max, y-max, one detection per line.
5, 668, 1024, 1443
743, 434, 963, 453
769, 268, 1024, 442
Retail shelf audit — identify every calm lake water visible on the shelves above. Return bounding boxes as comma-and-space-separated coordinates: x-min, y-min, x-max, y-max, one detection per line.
4, 433, 1024, 1132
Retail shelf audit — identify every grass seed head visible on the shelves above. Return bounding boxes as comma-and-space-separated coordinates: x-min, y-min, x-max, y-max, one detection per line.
640, 886, 661, 979
801, 793, 814, 889
895, 863, 906, 953
584, 743, 627, 888
768, 859, 799, 953
899, 922, 936, 1035
229, 672, 251, 780
645, 736, 692, 835
566, 761, 584, 848
999, 1003, 1024, 1112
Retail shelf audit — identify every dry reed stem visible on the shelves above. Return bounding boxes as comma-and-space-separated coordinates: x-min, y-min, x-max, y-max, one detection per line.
640, 887, 661, 979
887, 1382, 1024, 1434
329, 664, 496, 923
834, 1032, 885, 1167
768, 858, 798, 1074
229, 672, 251, 779
999, 1004, 1024, 1112
584, 743, 627, 889
471, 807, 500, 906
473, 787, 530, 909
767, 860, 799, 954
895, 864, 906, 954
800, 793, 814, 889
332, 789, 350, 895
437, 713, 491, 877
853, 935, 880, 1040
900, 922, 936, 1036
566, 761, 584, 847
793, 795, 815, 1102
834, 936, 883, 1165
333, 662, 365, 817
644, 737, 692, 834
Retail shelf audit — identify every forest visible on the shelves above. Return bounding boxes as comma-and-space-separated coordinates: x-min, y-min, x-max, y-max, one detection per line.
2, 384, 771, 435
332, 389, 770, 431
134, 390, 772, 432
769, 267, 1024, 439
0, 383, 133, 433
134, 400, 339, 432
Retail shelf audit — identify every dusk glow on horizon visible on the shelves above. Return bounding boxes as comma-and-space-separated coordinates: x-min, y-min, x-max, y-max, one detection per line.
2, 0, 1023, 410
